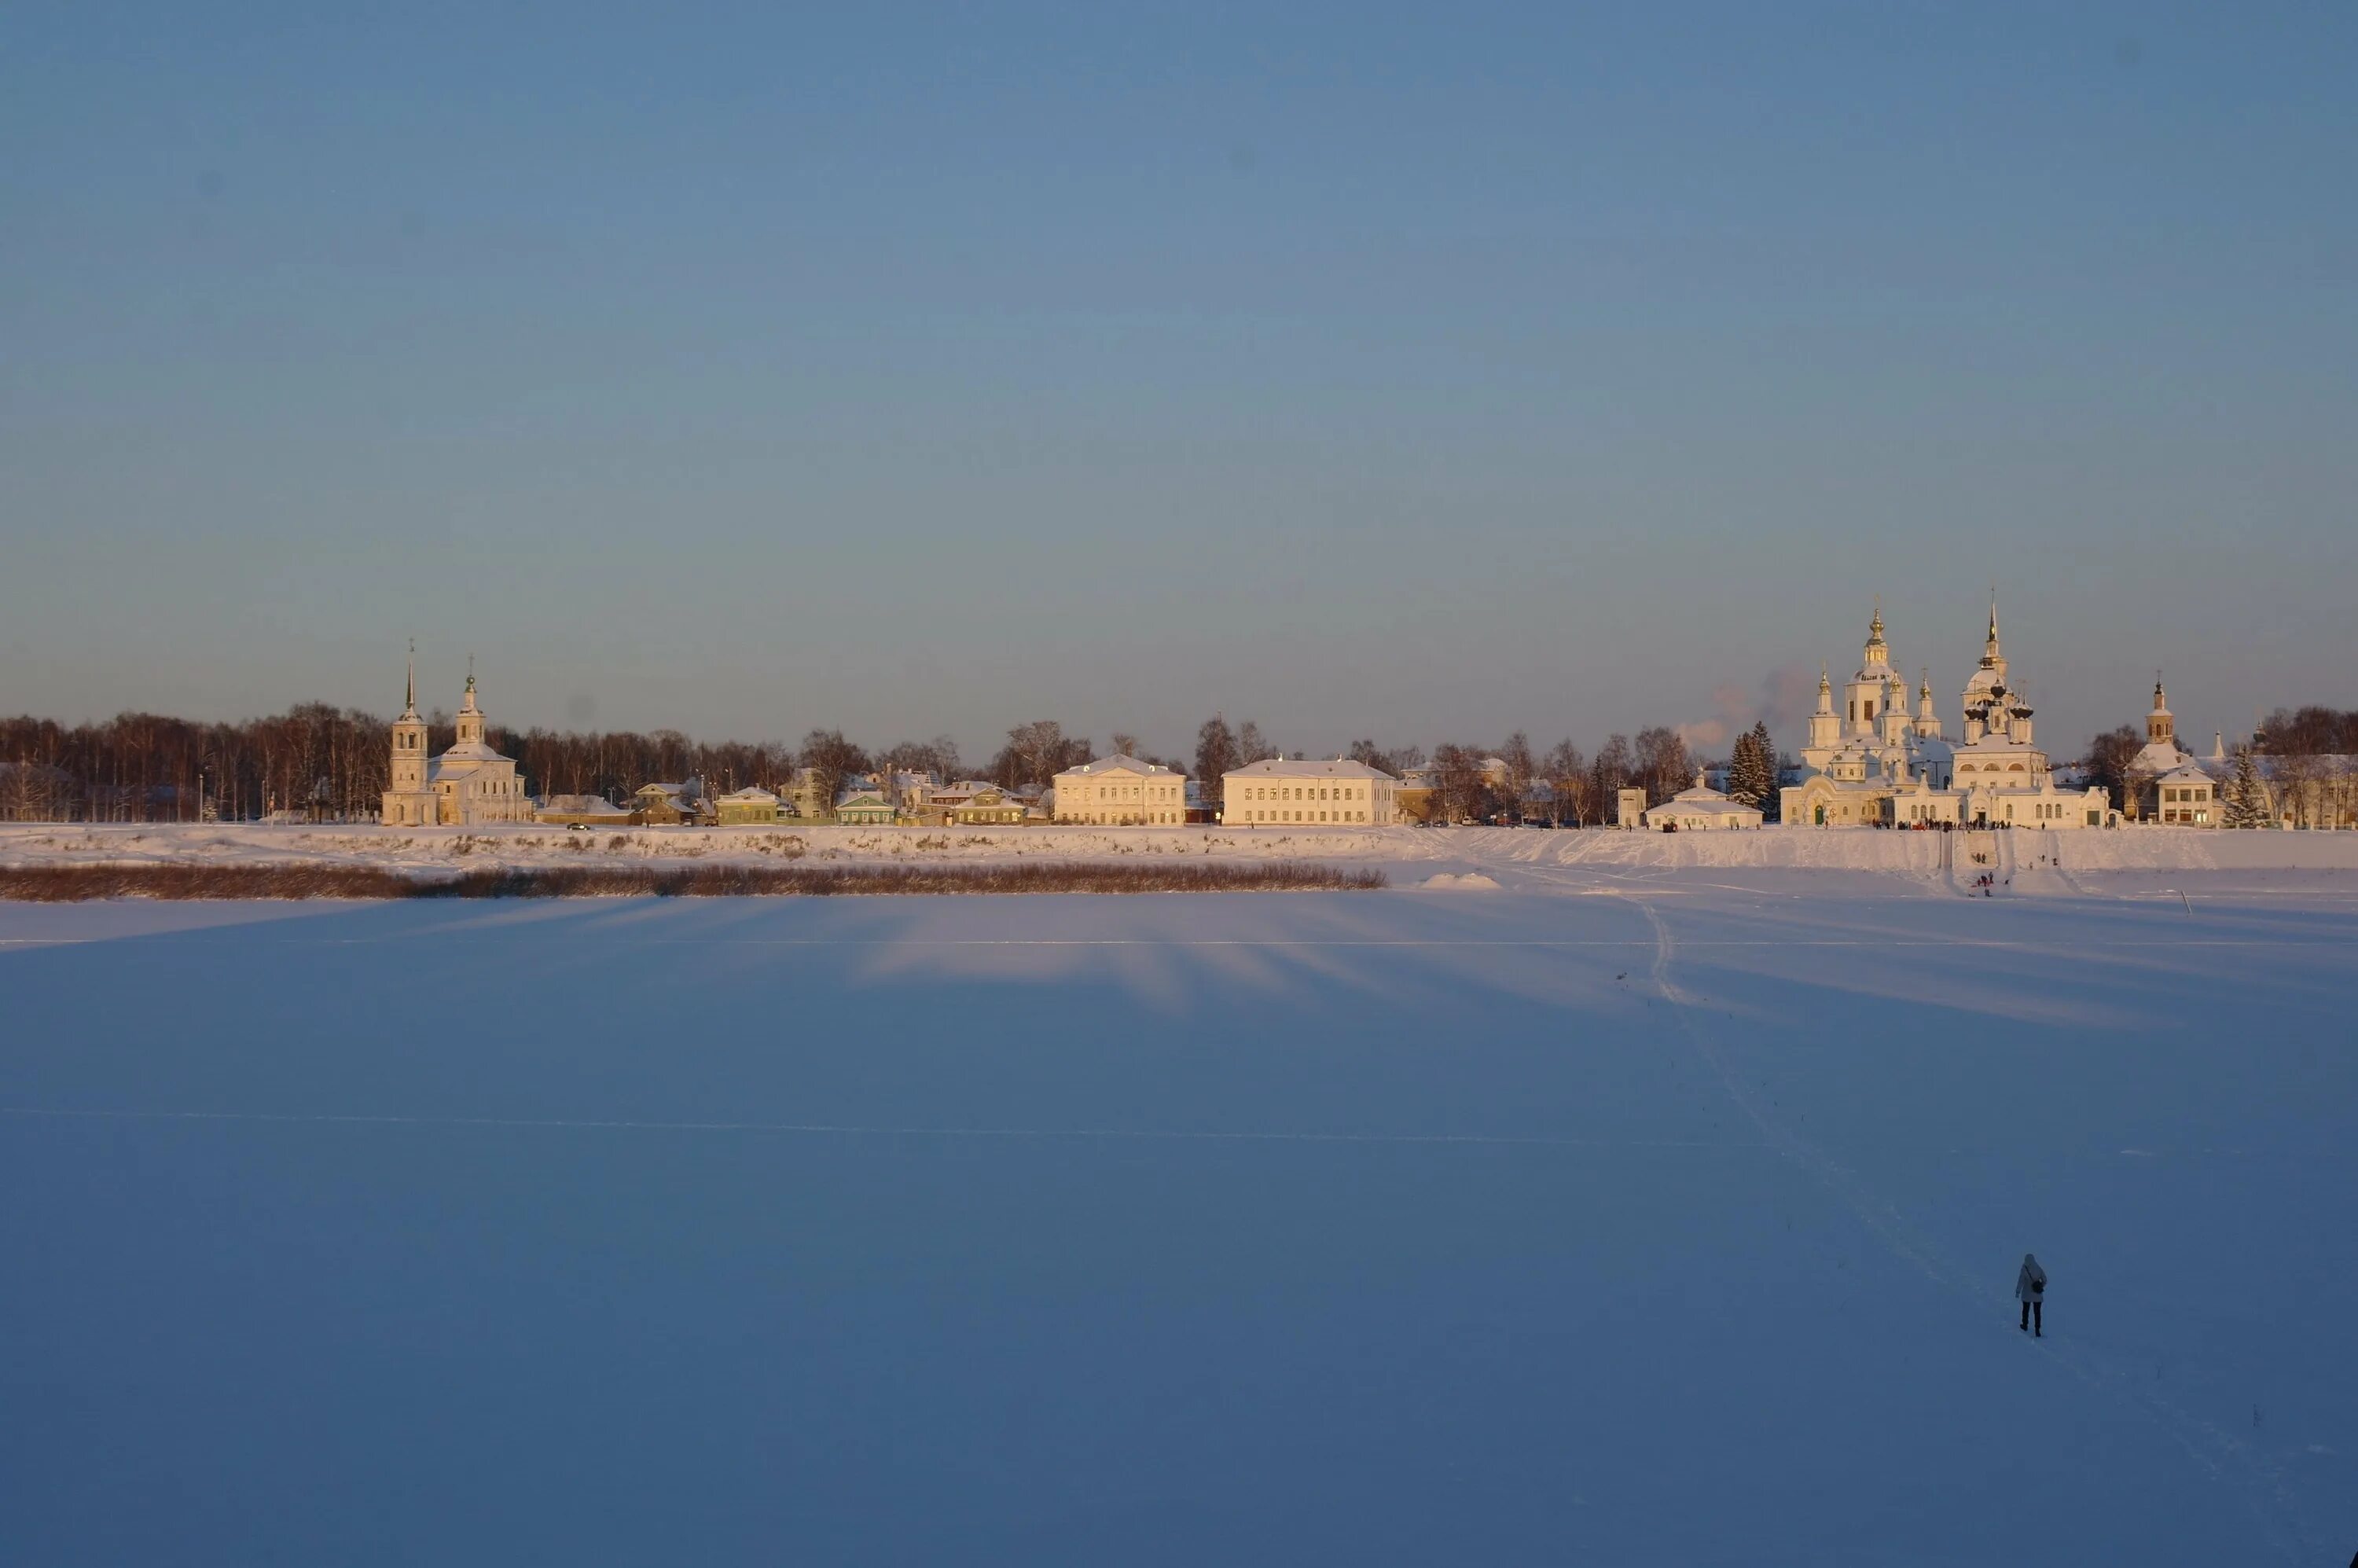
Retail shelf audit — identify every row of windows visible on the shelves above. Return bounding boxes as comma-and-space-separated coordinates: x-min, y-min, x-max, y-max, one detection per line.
1236, 784, 1374, 802
1238, 810, 1368, 824
2162, 786, 2210, 803
2162, 808, 2210, 824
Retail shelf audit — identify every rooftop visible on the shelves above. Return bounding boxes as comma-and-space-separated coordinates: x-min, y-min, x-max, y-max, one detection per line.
1056, 755, 1177, 778
1227, 758, 1395, 780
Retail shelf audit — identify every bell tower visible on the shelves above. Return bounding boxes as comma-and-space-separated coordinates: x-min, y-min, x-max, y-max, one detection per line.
2147, 674, 2176, 748
391, 641, 428, 793
456, 655, 485, 748
1808, 663, 1839, 753
1979, 594, 2007, 683
1845, 600, 1896, 736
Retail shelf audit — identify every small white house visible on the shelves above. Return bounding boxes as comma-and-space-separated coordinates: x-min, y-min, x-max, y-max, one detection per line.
1644, 772, 1764, 832
2153, 762, 2218, 827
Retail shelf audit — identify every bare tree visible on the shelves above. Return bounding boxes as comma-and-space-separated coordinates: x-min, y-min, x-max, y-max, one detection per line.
1585, 733, 1632, 821
1497, 733, 1537, 824
1541, 740, 1587, 825
1195, 716, 1239, 808
881, 738, 960, 788
799, 729, 870, 811
1343, 738, 1423, 777
2080, 725, 2144, 813
994, 721, 1090, 791
1431, 744, 1493, 824
1633, 726, 1693, 806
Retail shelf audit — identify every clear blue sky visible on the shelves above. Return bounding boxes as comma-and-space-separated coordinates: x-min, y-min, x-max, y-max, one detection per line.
4, 2, 2352, 761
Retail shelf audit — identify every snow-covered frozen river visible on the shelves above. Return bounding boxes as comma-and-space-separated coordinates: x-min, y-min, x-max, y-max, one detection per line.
3, 871, 2353, 1562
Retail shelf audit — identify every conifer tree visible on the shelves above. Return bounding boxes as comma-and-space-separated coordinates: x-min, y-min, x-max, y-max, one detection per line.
1724, 730, 1757, 807
1724, 723, 1775, 812
1756, 723, 1784, 821
2223, 746, 2268, 828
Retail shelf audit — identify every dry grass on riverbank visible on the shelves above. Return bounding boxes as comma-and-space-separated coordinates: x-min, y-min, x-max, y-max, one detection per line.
0, 860, 1386, 902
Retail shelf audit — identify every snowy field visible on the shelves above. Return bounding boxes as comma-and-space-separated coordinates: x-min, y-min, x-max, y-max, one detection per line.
3, 851, 2356, 1562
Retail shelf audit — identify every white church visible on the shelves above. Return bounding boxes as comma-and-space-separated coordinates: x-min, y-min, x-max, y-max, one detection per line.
380, 654, 535, 827
1782, 603, 2112, 830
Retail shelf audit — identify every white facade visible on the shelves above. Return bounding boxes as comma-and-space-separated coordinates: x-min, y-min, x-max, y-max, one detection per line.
1783, 605, 1955, 827
1644, 773, 1763, 831
1052, 755, 1188, 825
1222, 758, 1398, 825
1783, 603, 2109, 830
381, 657, 534, 827
2153, 763, 2218, 826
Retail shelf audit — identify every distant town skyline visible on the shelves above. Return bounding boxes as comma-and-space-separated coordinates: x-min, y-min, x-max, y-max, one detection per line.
5, 6, 2353, 758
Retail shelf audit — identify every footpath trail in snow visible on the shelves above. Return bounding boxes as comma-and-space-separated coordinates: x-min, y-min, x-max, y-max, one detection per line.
1626, 894, 2316, 1561
0, 883, 2352, 1563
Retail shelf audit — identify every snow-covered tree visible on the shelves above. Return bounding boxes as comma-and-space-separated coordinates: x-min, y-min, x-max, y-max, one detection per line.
2222, 746, 2268, 829
1724, 724, 1775, 811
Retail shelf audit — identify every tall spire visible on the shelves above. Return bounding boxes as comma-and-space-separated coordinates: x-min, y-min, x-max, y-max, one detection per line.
402, 638, 418, 719
1976, 589, 2004, 674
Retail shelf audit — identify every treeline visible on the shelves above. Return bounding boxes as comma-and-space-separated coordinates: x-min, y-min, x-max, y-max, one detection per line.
2, 707, 395, 823
2, 704, 1787, 824
2253, 707, 2358, 757
0, 706, 811, 824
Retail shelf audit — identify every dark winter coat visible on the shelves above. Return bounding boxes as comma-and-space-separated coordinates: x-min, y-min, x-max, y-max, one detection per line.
2015, 1254, 2047, 1303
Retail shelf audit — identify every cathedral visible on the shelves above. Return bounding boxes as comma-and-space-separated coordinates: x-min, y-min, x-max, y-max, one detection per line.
1781, 603, 2111, 830
380, 653, 535, 827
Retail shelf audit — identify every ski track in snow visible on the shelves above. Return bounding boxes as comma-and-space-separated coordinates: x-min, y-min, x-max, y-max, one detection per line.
1604, 883, 2319, 1563
1417, 836, 2325, 1559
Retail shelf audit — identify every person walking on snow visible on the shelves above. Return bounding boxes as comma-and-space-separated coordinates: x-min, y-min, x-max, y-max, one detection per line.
2016, 1253, 2047, 1336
